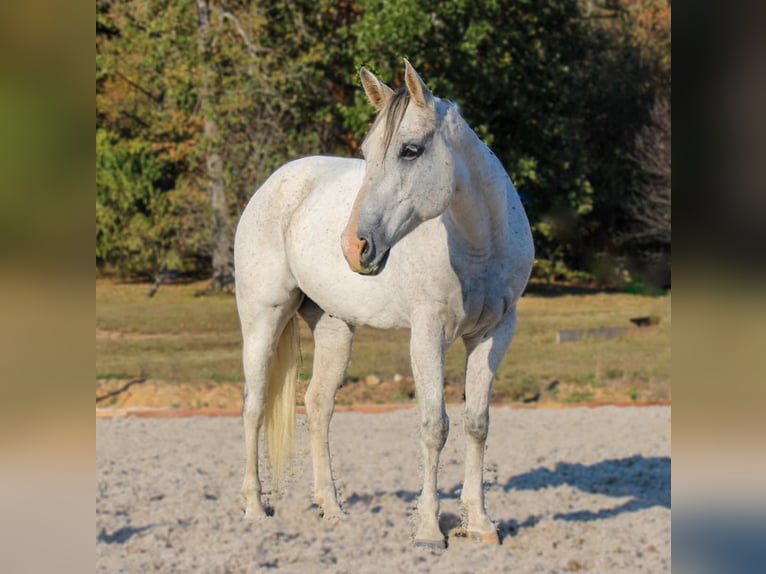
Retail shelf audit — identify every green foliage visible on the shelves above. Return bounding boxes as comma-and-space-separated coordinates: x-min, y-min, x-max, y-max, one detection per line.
96, 0, 207, 277
531, 258, 593, 285
96, 129, 210, 277
96, 0, 670, 281
343, 0, 669, 276
496, 375, 540, 402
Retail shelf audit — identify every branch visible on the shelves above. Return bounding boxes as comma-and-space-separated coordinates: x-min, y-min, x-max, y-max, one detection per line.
114, 70, 163, 106
96, 377, 147, 403
629, 98, 671, 245
120, 108, 151, 129
218, 6, 260, 57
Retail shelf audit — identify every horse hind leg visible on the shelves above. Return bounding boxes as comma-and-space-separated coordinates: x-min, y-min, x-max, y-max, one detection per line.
299, 300, 354, 520
240, 295, 301, 519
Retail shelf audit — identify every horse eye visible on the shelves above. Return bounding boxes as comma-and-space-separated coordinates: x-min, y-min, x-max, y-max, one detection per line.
400, 144, 423, 160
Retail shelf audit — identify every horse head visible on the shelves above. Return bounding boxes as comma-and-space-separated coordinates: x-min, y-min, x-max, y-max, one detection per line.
341, 60, 460, 275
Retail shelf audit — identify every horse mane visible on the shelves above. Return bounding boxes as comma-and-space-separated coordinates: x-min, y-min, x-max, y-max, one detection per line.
365, 87, 411, 159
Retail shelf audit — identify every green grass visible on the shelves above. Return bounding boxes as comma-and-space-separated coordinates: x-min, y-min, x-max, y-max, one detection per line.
562, 390, 596, 404
96, 279, 671, 404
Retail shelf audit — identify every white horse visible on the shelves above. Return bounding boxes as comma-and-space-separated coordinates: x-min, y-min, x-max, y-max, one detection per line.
234, 60, 534, 548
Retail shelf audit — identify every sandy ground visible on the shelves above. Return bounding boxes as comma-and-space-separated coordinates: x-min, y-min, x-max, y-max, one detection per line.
96, 406, 670, 573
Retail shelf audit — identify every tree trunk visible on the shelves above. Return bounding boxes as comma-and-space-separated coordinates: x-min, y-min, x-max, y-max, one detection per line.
196, 0, 234, 291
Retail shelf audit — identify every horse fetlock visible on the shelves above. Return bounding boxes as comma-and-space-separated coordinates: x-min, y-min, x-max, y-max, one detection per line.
314, 490, 341, 512
242, 483, 260, 501
243, 500, 268, 520
242, 481, 266, 515
458, 498, 495, 533
466, 514, 496, 534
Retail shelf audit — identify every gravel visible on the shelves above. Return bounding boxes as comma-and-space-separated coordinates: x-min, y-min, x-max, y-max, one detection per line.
96, 406, 670, 573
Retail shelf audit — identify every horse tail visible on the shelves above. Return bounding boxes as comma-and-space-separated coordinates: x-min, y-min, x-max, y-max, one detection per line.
264, 315, 299, 492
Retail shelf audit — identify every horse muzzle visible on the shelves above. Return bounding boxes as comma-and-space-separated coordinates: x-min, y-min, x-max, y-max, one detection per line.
341, 227, 389, 275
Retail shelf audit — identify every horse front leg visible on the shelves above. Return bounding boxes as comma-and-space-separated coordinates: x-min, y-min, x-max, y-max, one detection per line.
410, 312, 449, 548
461, 308, 518, 544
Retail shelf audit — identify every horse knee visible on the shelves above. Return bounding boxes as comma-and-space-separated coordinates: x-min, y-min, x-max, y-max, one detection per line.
421, 410, 449, 449
464, 410, 489, 442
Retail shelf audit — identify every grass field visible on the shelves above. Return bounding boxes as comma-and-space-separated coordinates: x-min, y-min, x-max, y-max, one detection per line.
96, 279, 670, 407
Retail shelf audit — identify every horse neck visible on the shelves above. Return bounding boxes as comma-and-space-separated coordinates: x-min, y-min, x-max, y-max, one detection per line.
445, 115, 511, 260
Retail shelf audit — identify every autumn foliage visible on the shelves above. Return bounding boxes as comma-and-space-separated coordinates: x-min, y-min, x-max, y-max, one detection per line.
96, 0, 670, 288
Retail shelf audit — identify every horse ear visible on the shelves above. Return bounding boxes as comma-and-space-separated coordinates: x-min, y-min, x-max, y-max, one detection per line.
403, 59, 432, 108
360, 67, 394, 111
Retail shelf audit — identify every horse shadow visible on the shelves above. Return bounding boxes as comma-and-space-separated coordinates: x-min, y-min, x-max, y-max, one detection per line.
492, 454, 670, 539
343, 455, 670, 540
499, 455, 670, 523
97, 524, 154, 544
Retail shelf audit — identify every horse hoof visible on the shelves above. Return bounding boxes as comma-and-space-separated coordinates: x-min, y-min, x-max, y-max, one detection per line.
449, 524, 500, 545
322, 509, 347, 522
414, 538, 447, 550
469, 530, 500, 545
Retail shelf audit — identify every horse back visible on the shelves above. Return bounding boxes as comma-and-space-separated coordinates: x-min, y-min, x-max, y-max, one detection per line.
234, 156, 364, 305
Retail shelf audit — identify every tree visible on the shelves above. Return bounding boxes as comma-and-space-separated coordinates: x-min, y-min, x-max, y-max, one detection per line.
96, 0, 353, 283
629, 98, 670, 247
196, 0, 233, 291
96, 0, 209, 279
96, 0, 671, 284
344, 0, 669, 276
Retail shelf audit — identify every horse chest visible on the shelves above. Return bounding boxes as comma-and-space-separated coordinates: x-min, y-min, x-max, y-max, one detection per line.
456, 274, 513, 340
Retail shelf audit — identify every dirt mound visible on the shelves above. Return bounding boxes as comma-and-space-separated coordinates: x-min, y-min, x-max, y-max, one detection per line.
96, 376, 468, 411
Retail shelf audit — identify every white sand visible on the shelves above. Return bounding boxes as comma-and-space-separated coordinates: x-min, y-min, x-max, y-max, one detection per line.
96, 406, 670, 573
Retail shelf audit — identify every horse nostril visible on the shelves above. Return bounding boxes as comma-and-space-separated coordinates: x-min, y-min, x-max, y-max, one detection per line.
358, 235, 373, 262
